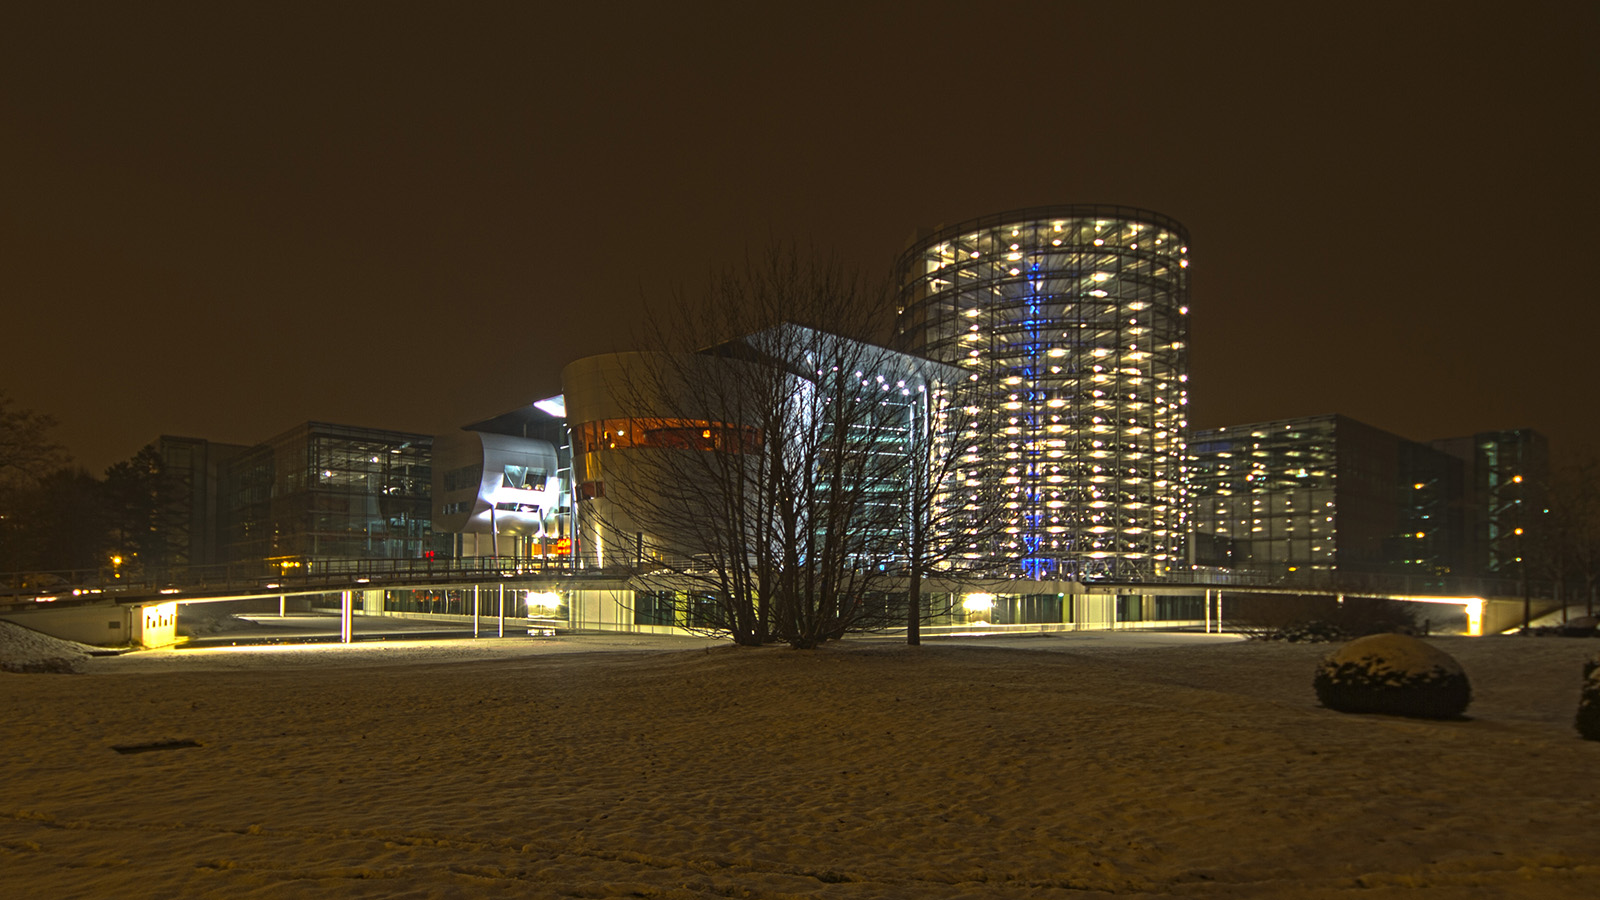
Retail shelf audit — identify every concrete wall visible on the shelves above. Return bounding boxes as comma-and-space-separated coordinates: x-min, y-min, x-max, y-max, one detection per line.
1, 600, 182, 649
132, 601, 178, 648
0, 604, 132, 647
1, 604, 129, 646
1483, 596, 1566, 635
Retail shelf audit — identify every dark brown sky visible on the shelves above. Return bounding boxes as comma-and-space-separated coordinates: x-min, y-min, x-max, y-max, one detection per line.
3, 3, 1596, 472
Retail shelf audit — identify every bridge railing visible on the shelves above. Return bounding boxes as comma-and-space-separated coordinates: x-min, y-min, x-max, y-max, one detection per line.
1180, 566, 1530, 598
2, 556, 1548, 604
0, 555, 596, 601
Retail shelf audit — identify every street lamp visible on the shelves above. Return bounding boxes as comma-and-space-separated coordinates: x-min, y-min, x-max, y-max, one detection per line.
1516, 526, 1531, 632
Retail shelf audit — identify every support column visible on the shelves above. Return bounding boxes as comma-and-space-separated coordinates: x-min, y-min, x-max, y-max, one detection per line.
279, 594, 286, 617
1204, 589, 1211, 634
340, 590, 353, 644
498, 583, 505, 637
473, 584, 480, 637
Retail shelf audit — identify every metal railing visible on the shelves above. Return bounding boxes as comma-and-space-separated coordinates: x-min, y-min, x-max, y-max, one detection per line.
2, 555, 1550, 608
0, 555, 596, 606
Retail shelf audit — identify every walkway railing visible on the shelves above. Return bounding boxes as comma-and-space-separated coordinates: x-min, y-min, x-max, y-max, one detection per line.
0, 556, 612, 606
1181, 566, 1530, 598
2, 556, 1548, 608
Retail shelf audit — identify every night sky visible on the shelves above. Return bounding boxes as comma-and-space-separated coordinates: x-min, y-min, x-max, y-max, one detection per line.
3, 3, 1596, 473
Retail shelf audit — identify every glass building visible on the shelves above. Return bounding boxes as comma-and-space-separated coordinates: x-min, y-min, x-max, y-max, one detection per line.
561, 326, 962, 575
1190, 415, 1465, 583
219, 422, 444, 569
154, 435, 248, 570
1432, 429, 1548, 578
895, 205, 1191, 581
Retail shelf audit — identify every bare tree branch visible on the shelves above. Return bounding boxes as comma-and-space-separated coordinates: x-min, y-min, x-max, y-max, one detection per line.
569, 245, 984, 647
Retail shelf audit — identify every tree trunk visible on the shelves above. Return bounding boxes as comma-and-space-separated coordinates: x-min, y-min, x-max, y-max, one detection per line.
907, 560, 922, 646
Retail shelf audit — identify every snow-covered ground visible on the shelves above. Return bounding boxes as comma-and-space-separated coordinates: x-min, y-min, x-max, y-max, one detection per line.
2, 625, 1598, 898
0, 620, 97, 673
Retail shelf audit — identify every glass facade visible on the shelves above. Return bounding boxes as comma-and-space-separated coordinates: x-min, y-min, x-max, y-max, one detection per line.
1432, 429, 1548, 578
219, 422, 446, 568
1474, 431, 1547, 577
1190, 415, 1465, 582
154, 435, 248, 569
896, 205, 1190, 581
565, 330, 959, 576
1189, 418, 1340, 575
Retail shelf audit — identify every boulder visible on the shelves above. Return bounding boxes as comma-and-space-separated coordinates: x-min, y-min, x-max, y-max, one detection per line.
1579, 663, 1600, 742
1313, 633, 1471, 719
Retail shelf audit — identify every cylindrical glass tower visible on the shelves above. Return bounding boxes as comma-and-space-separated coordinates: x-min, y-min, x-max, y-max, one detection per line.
895, 205, 1190, 582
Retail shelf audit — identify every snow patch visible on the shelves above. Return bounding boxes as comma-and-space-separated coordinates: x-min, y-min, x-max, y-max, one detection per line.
0, 620, 95, 674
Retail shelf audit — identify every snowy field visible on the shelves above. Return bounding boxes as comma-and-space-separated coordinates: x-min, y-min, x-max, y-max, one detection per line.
2, 624, 1598, 898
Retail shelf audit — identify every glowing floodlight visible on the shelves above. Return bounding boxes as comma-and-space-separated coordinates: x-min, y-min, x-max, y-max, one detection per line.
962, 592, 996, 612
526, 591, 561, 612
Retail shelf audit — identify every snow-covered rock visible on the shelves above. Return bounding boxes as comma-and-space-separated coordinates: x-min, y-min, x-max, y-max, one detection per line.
1313, 632, 1471, 719
1580, 657, 1600, 741
0, 620, 93, 674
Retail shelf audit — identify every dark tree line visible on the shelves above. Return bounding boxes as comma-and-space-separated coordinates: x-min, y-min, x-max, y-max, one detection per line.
0, 391, 171, 582
1535, 459, 1600, 618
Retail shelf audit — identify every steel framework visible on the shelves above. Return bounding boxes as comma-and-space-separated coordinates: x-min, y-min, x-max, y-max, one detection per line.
895, 205, 1190, 581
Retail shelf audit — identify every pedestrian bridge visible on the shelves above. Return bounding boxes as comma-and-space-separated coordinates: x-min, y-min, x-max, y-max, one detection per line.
0, 558, 1561, 649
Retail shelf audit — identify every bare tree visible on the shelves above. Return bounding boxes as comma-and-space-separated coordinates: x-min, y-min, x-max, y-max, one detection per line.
576, 247, 975, 647
0, 391, 74, 575
0, 390, 69, 496
899, 370, 1011, 644
1544, 459, 1600, 618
